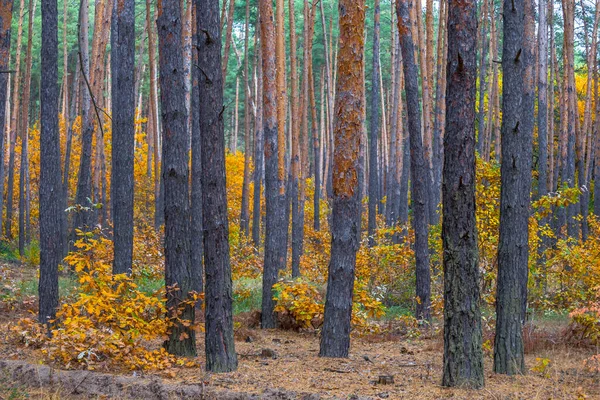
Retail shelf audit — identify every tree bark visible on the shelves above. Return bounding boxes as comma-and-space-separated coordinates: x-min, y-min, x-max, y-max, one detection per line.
319, 0, 365, 358
0, 0, 13, 241
397, 0, 431, 321
19, 0, 35, 257
39, 0, 63, 328
494, 0, 533, 376
260, 0, 287, 329
196, 0, 238, 372
190, 1, 203, 295
6, 0, 26, 239
368, 0, 381, 248
111, 0, 135, 275
441, 0, 484, 388
157, 0, 196, 357
239, 0, 251, 237
252, 13, 264, 248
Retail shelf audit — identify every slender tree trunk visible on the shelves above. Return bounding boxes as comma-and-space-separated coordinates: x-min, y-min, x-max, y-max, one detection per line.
260, 0, 287, 329
19, 0, 35, 256
431, 0, 447, 225
111, 0, 135, 275
397, 0, 431, 321
319, 0, 365, 358
494, 0, 533, 376
309, 33, 320, 231
0, 0, 13, 240
39, 0, 62, 328
221, 0, 235, 87
190, 1, 203, 295
73, 0, 95, 236
239, 0, 251, 236
289, 0, 301, 276
157, 0, 196, 357
442, 0, 484, 388
147, 0, 162, 229
252, 14, 264, 248
6, 0, 26, 239
368, 0, 381, 248
197, 0, 238, 372
476, 0, 488, 154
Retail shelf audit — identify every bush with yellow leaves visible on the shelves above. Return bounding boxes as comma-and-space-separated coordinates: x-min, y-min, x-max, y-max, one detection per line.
12, 232, 197, 372
273, 279, 385, 334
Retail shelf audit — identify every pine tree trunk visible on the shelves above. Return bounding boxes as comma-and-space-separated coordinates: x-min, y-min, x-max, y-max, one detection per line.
73, 0, 96, 237
196, 0, 238, 372
111, 0, 135, 275
0, 0, 13, 240
319, 0, 365, 358
252, 14, 264, 248
6, 0, 26, 239
239, 0, 251, 237
19, 0, 35, 257
260, 0, 287, 329
157, 0, 196, 358
397, 0, 432, 321
221, 0, 235, 87
190, 1, 203, 295
368, 0, 381, 248
441, 0, 484, 388
476, 0, 488, 155
431, 0, 447, 226
494, 0, 533, 376
39, 0, 63, 328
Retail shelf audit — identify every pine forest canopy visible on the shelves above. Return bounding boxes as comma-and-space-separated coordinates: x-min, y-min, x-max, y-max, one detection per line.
0, 0, 598, 396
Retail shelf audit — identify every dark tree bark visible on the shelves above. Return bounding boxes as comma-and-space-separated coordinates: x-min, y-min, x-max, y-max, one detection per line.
39, 0, 63, 327
537, 0, 548, 201
319, 0, 365, 359
0, 0, 13, 238
19, 0, 35, 257
494, 0, 533, 376
157, 0, 196, 357
196, 0, 238, 372
252, 14, 264, 248
432, 0, 447, 225
397, 0, 431, 321
73, 0, 95, 236
239, 0, 251, 237
368, 0, 381, 248
476, 0, 488, 155
190, 1, 203, 294
259, 0, 287, 329
111, 0, 135, 276
441, 0, 484, 388
0, 0, 13, 241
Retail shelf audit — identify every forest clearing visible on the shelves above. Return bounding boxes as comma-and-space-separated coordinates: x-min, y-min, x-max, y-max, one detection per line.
0, 0, 600, 398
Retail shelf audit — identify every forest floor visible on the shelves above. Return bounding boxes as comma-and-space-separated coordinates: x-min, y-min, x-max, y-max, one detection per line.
1, 262, 599, 399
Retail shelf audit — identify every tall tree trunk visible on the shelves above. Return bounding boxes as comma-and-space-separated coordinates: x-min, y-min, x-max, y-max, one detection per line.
197, 0, 238, 372
289, 0, 301, 276
73, 0, 96, 237
239, 0, 251, 236
476, 0, 488, 154
368, 0, 381, 248
319, 0, 365, 358
309, 31, 320, 232
221, 0, 235, 87
146, 0, 162, 229
397, 0, 431, 321
260, 0, 287, 329
157, 0, 196, 357
190, 1, 203, 295
19, 0, 35, 256
39, 0, 63, 328
431, 0, 447, 225
6, 0, 26, 239
252, 14, 264, 248
441, 0, 484, 388
111, 0, 135, 275
0, 0, 13, 240
494, 0, 533, 376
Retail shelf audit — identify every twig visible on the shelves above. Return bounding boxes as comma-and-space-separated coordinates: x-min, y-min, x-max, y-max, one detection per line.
78, 50, 110, 140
